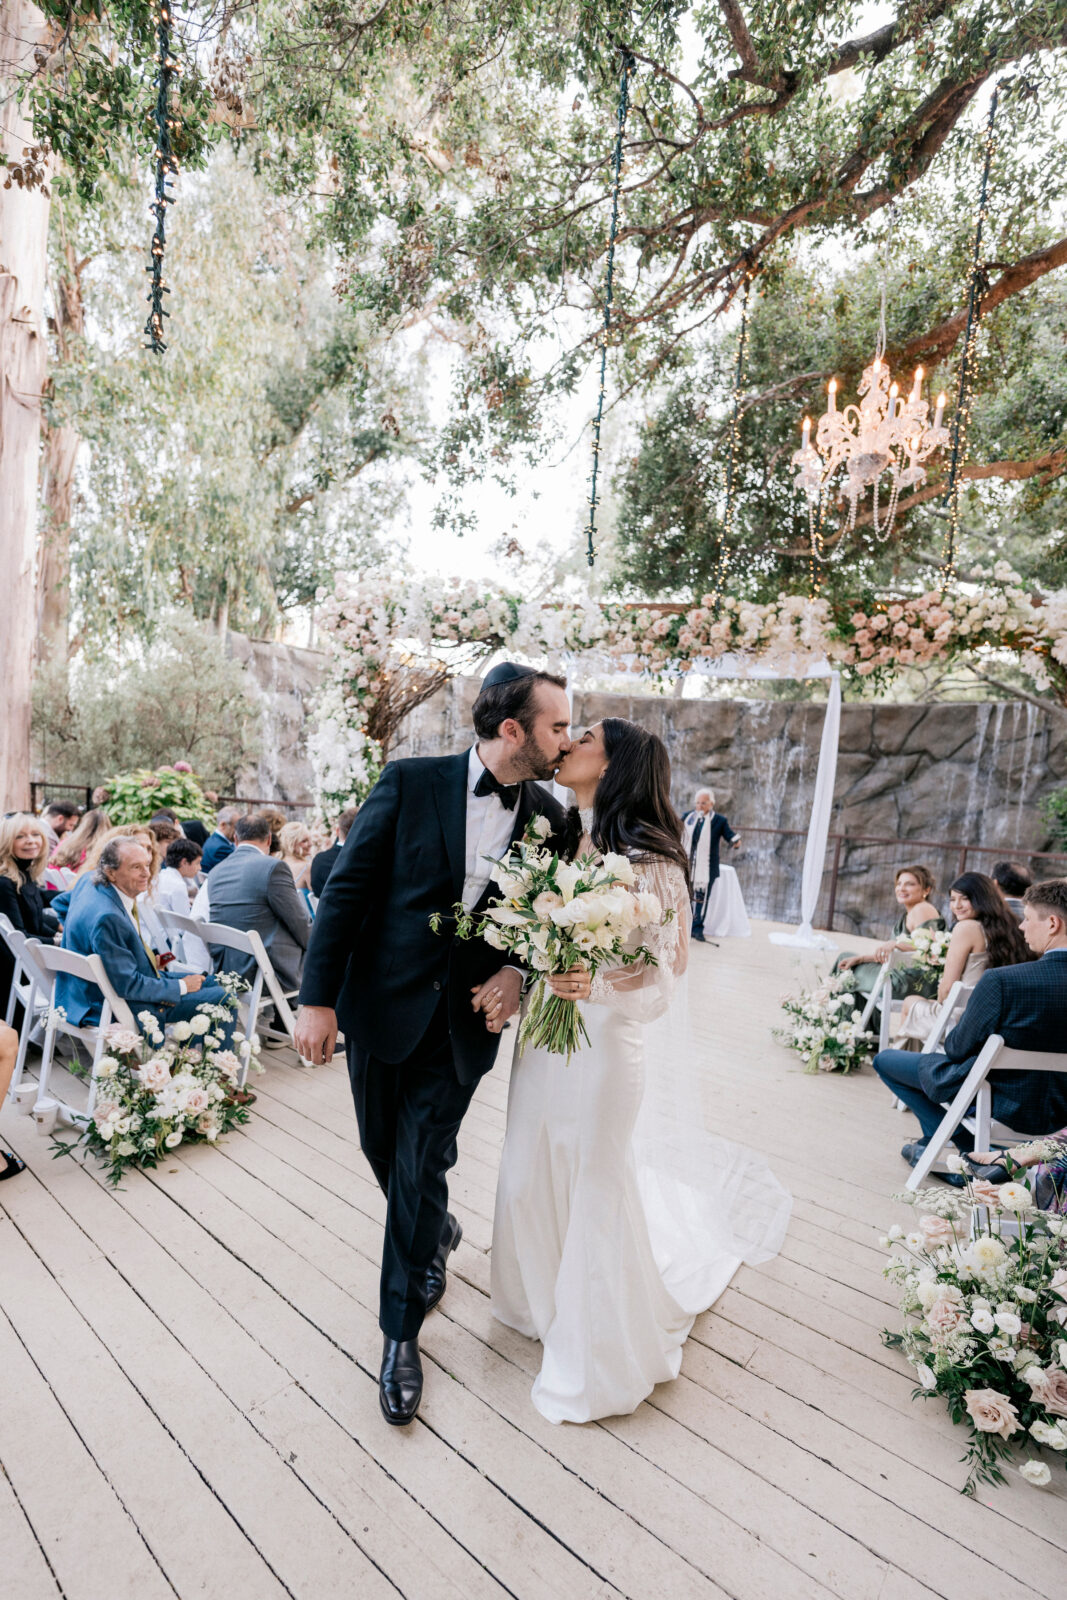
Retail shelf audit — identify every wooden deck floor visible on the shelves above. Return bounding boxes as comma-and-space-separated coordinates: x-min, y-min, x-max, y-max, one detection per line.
3, 921, 1065, 1600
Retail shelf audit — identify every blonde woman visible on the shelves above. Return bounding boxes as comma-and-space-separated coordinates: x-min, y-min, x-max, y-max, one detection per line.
47, 806, 112, 888
279, 821, 314, 891
0, 814, 54, 1016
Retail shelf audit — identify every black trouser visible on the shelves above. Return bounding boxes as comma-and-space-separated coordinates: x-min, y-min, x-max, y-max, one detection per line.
347, 1000, 479, 1340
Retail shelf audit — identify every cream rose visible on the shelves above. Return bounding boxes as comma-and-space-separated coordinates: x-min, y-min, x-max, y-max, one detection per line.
1031, 1367, 1067, 1418
964, 1388, 1021, 1439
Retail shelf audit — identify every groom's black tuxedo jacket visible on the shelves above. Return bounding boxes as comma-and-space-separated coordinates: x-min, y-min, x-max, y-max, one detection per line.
299, 750, 568, 1083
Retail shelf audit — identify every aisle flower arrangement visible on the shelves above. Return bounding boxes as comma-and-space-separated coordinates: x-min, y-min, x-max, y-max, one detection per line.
775, 971, 875, 1073
55, 998, 261, 1186
430, 816, 670, 1060
882, 1159, 1067, 1494
909, 925, 952, 974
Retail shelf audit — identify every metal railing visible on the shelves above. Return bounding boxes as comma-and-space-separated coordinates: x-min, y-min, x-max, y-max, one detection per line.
27, 782, 314, 818
732, 826, 1067, 940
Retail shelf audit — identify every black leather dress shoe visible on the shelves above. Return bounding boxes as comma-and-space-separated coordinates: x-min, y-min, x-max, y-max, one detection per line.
379, 1337, 423, 1425
425, 1214, 463, 1313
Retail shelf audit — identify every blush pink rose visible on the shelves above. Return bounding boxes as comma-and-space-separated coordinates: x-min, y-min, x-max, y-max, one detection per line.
1031, 1368, 1067, 1418
138, 1058, 171, 1093
184, 1086, 209, 1115
919, 1215, 958, 1247
964, 1388, 1021, 1439
532, 890, 564, 916
970, 1179, 1004, 1209
925, 1300, 964, 1343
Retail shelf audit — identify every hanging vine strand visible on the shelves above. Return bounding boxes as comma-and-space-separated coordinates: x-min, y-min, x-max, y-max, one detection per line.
585, 48, 635, 568
940, 82, 1003, 585
144, 0, 182, 353
711, 259, 755, 604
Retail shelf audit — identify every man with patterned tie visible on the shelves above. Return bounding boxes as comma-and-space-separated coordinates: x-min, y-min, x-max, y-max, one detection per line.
57, 837, 235, 1039
296, 662, 571, 1426
681, 788, 741, 942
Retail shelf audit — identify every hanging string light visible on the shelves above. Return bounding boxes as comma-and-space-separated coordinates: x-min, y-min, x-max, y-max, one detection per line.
940, 82, 1003, 586
144, 0, 182, 354
585, 48, 635, 568
710, 258, 755, 603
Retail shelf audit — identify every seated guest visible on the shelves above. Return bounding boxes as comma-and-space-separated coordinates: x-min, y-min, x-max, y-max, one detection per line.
0, 814, 58, 1016
257, 808, 289, 858
836, 864, 944, 1011
0, 1020, 26, 1180
57, 837, 233, 1039
204, 814, 311, 994
279, 821, 315, 892
895, 872, 1032, 1044
681, 789, 741, 943
201, 806, 242, 872
48, 807, 112, 887
157, 838, 203, 915
40, 799, 80, 854
180, 817, 210, 848
874, 878, 1067, 1170
90, 785, 112, 808
992, 860, 1032, 922
310, 806, 358, 897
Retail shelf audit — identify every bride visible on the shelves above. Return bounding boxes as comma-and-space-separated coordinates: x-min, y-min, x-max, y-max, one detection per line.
491, 718, 792, 1424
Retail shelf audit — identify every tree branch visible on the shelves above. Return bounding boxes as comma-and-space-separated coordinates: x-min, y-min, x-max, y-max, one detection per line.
895, 236, 1067, 368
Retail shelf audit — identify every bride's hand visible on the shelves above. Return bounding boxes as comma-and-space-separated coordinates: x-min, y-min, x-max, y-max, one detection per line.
548, 967, 591, 1001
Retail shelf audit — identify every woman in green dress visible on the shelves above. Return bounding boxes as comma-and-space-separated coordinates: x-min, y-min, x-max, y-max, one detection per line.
836, 864, 945, 1010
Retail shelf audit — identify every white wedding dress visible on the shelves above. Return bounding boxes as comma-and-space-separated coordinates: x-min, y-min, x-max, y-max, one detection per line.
491, 833, 792, 1424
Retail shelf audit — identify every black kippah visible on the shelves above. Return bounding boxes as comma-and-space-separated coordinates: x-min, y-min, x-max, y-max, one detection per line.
479, 660, 536, 692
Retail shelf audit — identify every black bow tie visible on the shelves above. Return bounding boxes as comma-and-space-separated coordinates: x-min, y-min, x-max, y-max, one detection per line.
474, 768, 521, 810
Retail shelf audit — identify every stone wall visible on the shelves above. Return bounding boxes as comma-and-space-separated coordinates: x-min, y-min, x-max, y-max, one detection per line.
227, 632, 325, 802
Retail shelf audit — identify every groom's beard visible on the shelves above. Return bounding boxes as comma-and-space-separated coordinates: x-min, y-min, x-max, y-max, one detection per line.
509, 742, 569, 784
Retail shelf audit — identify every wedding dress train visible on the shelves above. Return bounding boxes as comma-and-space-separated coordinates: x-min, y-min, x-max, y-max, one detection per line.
491, 852, 792, 1424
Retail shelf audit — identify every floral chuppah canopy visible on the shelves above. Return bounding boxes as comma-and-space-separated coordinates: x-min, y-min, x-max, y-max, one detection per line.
308, 567, 1067, 817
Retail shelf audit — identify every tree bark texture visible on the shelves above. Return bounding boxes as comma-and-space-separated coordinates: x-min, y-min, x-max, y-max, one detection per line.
37, 215, 85, 663
0, 0, 51, 809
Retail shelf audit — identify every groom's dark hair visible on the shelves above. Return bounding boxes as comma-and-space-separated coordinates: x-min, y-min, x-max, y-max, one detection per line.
472, 669, 567, 741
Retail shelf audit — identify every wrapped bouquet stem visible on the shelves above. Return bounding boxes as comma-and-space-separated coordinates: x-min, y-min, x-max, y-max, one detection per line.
431, 816, 671, 1061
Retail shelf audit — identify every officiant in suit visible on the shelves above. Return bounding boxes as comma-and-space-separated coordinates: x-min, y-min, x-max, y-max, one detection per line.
296, 664, 571, 1425
681, 789, 741, 942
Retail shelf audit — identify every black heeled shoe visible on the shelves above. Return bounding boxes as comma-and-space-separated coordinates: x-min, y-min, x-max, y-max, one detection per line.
379, 1336, 423, 1425
0, 1149, 26, 1181
425, 1214, 463, 1313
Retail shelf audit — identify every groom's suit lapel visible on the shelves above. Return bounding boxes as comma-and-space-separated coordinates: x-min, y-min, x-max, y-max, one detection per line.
432, 751, 470, 900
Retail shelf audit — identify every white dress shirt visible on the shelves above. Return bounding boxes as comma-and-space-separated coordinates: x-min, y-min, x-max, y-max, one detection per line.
463, 746, 520, 911
114, 886, 188, 994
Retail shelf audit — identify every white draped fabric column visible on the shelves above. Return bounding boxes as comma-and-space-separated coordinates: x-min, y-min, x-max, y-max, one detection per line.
769, 671, 841, 950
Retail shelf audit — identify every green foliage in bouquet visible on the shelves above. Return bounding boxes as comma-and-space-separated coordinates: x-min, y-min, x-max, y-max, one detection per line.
882, 1158, 1067, 1494
102, 764, 215, 825
53, 993, 261, 1187
431, 816, 669, 1061
775, 971, 875, 1074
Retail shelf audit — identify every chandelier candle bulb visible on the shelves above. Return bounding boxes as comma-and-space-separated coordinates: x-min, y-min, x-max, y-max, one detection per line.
827, 379, 837, 411
802, 416, 812, 449
910, 367, 923, 403
935, 392, 946, 429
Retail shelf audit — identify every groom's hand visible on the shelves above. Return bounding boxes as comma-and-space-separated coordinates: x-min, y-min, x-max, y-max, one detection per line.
294, 1004, 339, 1065
471, 967, 523, 1034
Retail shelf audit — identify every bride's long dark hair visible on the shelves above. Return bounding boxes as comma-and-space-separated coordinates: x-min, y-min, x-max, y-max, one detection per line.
573, 718, 689, 882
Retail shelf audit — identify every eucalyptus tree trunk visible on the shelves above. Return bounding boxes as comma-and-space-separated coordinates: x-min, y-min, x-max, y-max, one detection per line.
37, 212, 85, 664
0, 0, 51, 809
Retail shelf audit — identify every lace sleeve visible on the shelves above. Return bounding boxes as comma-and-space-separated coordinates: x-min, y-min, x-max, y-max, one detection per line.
588, 858, 690, 1023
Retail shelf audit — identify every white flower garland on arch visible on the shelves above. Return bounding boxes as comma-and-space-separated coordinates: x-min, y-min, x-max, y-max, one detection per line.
309, 564, 1067, 815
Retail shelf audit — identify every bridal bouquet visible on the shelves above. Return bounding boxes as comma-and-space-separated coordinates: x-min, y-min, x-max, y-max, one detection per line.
431, 816, 670, 1060
775, 971, 875, 1074
910, 925, 952, 974
882, 1157, 1067, 1494
54, 996, 261, 1186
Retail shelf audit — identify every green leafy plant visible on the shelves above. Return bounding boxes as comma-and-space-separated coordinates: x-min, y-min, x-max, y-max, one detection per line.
1041, 788, 1067, 850
102, 764, 214, 824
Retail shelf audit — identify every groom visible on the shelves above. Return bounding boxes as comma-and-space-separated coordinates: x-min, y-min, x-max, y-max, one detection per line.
295, 663, 571, 1424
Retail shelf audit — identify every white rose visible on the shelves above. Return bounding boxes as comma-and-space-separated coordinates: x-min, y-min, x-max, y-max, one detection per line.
1019, 1460, 1052, 1487
529, 814, 552, 840
189, 1015, 211, 1036
1016, 1286, 1038, 1303
1030, 1420, 1067, 1450
970, 1308, 996, 1334
887, 1224, 904, 1241
915, 1363, 937, 1390
116, 1139, 137, 1157
994, 1312, 1022, 1337
164, 1131, 183, 1148
601, 852, 636, 886
171, 1020, 193, 1042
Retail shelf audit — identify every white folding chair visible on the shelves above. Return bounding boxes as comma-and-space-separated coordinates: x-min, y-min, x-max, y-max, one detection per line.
157, 911, 302, 1078
27, 940, 138, 1131
0, 915, 53, 1108
919, 980, 975, 1055
906, 1035, 1067, 1191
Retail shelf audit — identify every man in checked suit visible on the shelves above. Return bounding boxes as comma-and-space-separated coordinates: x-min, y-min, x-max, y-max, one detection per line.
296, 663, 570, 1425
875, 878, 1067, 1170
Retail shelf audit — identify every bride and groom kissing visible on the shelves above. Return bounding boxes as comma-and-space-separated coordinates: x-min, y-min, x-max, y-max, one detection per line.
294, 662, 789, 1427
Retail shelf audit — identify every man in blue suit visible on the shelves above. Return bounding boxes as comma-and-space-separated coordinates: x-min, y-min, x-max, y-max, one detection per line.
874, 878, 1067, 1168
200, 807, 241, 873
58, 837, 234, 1038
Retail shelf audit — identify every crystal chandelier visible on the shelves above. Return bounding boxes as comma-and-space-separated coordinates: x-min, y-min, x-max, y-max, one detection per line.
791, 222, 950, 549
